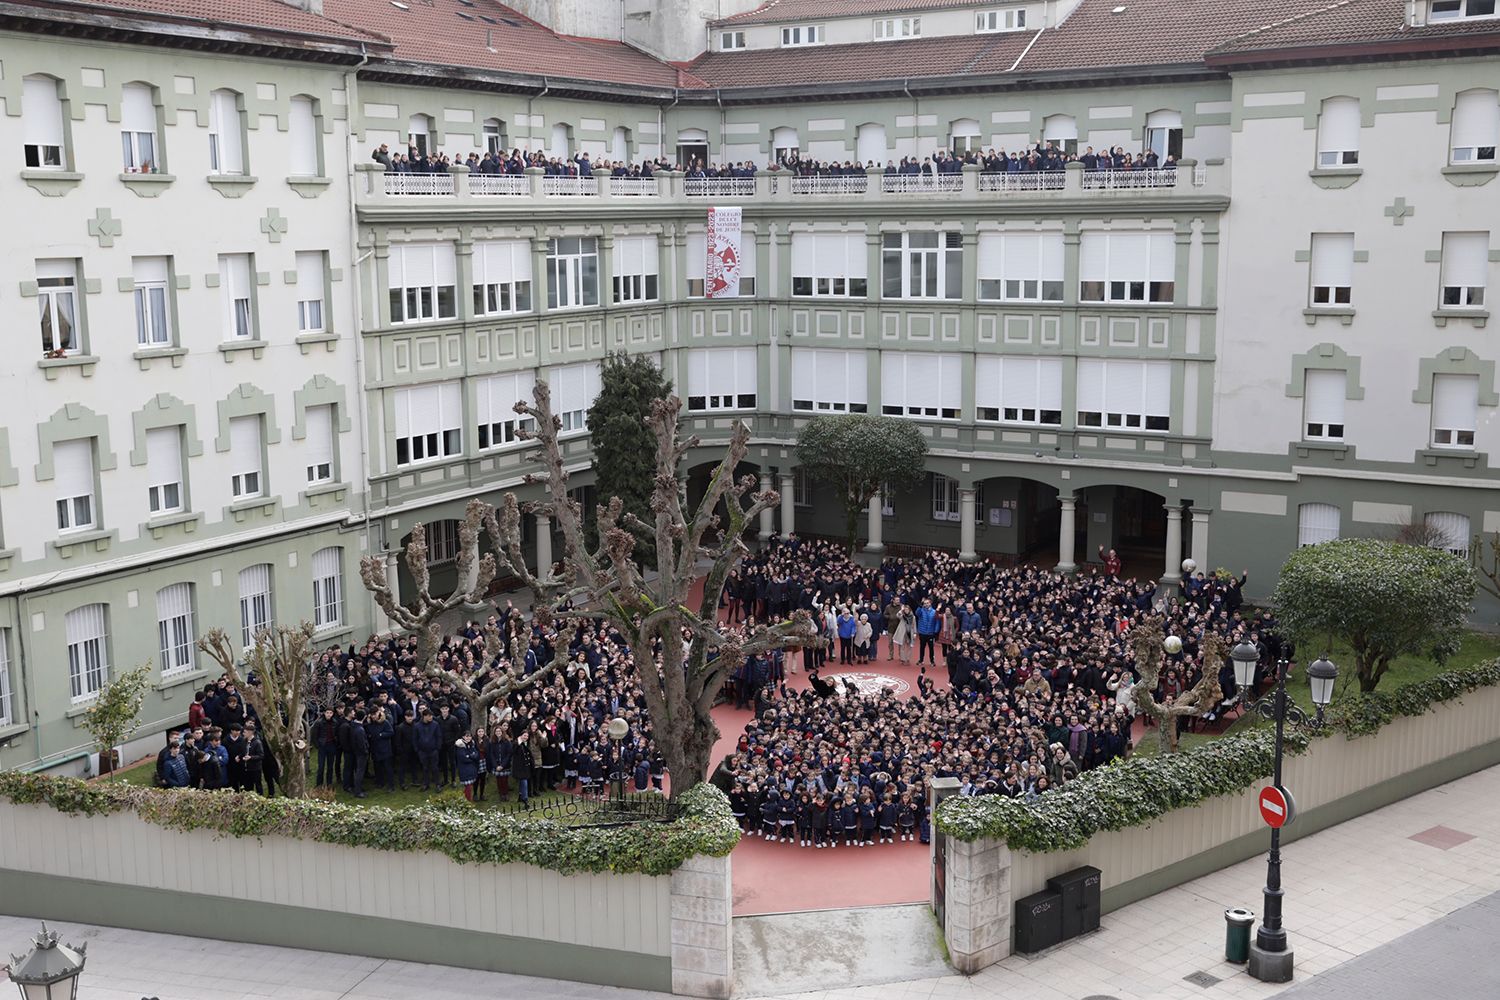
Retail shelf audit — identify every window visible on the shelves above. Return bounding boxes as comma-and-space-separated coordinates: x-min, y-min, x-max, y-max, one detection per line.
1309, 233, 1354, 306
1076, 359, 1171, 431
66, 604, 109, 702
238, 564, 273, 647
388, 243, 458, 324
1431, 373, 1479, 448
950, 118, 981, 154
875, 16, 920, 38
426, 520, 461, 565
393, 381, 463, 466
483, 117, 506, 157
303, 404, 335, 484
1041, 114, 1077, 155
791, 349, 868, 413
612, 236, 660, 304
219, 253, 255, 340
120, 83, 158, 172
312, 547, 343, 630
781, 24, 823, 46
0, 629, 11, 727
1432, 0, 1498, 21
22, 75, 65, 169
976, 8, 1026, 31
930, 476, 982, 522
550, 123, 571, 160
229, 416, 264, 499
408, 114, 431, 157
1450, 89, 1499, 164
208, 89, 245, 175
688, 231, 757, 296
472, 240, 533, 315
977, 232, 1064, 302
133, 256, 171, 346
295, 251, 327, 333
686, 347, 758, 412
720, 30, 746, 49
1297, 503, 1341, 546
1079, 232, 1175, 303
1144, 110, 1184, 161
548, 362, 602, 433
288, 96, 321, 176
790, 232, 866, 297
1303, 370, 1346, 441
793, 468, 813, 507
475, 371, 536, 450
53, 439, 96, 533
36, 258, 79, 356
975, 356, 1063, 426
145, 426, 184, 514
882, 230, 963, 300
1316, 97, 1360, 167
545, 237, 599, 310
1424, 511, 1472, 558
1440, 231, 1489, 308
771, 126, 800, 163
156, 583, 195, 676
881, 352, 962, 420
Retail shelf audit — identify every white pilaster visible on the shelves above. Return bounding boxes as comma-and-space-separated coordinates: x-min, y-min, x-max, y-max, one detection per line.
535, 513, 553, 574
758, 472, 774, 541
1056, 496, 1077, 573
865, 492, 885, 553
958, 488, 977, 562
1190, 507, 1211, 572
778, 472, 795, 538
1163, 504, 1184, 584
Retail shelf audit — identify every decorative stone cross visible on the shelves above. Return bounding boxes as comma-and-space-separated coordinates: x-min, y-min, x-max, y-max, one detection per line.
259, 208, 289, 243
1383, 197, 1416, 226
87, 208, 123, 248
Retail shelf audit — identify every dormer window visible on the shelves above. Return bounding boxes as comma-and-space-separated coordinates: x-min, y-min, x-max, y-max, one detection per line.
781, 24, 823, 46
1430, 0, 1496, 19
875, 16, 921, 39
721, 30, 746, 49
977, 8, 1027, 32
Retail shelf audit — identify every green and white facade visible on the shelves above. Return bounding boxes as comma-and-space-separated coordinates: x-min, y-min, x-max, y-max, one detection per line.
1, 0, 1497, 772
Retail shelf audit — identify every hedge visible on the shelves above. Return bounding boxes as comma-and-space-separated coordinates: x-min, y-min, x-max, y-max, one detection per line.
936, 660, 1500, 852
0, 774, 739, 877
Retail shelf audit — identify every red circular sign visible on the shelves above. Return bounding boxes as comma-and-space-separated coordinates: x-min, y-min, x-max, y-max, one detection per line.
1258, 786, 1293, 828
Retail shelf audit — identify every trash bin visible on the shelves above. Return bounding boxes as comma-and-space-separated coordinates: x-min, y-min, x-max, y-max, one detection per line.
1224, 908, 1256, 963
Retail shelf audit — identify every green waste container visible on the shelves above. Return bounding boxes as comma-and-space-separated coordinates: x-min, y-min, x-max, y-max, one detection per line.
1225, 908, 1255, 963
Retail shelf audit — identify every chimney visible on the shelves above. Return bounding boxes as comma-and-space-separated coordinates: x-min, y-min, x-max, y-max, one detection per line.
277, 0, 325, 14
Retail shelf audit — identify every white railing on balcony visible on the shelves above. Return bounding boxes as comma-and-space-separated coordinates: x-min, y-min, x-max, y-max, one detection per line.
1079, 168, 1180, 191
880, 173, 963, 194
977, 171, 1067, 192
609, 177, 659, 197
790, 175, 869, 195
542, 175, 599, 197
383, 173, 455, 196
1193, 163, 1208, 187
470, 173, 528, 196
684, 177, 757, 197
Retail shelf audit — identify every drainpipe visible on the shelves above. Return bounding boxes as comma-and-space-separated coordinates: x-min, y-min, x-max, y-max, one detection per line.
659, 87, 679, 163
717, 88, 725, 163
529, 77, 550, 149
903, 78, 916, 155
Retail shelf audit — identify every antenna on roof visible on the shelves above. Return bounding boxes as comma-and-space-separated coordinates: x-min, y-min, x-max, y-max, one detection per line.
486, 28, 496, 52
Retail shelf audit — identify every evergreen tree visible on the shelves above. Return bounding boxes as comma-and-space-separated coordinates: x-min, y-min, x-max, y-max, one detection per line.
587, 351, 673, 561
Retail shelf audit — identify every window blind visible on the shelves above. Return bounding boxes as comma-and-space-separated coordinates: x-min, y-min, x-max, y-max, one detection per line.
1145, 109, 1183, 129
304, 404, 334, 472
295, 251, 325, 298
473, 240, 530, 286
1078, 233, 1173, 282
157, 582, 192, 622
65, 604, 107, 646
1442, 232, 1490, 288
312, 546, 340, 580
612, 235, 660, 280
1310, 234, 1354, 288
1042, 114, 1076, 140
548, 363, 602, 416
881, 352, 961, 410
1317, 97, 1360, 154
289, 96, 319, 176
790, 232, 865, 279
1304, 370, 1345, 426
210, 90, 243, 172
23, 76, 64, 147
475, 371, 536, 427
791, 349, 868, 409
228, 416, 261, 478
121, 84, 155, 132
145, 427, 181, 489
134, 256, 168, 284
1432, 374, 1479, 431
1297, 503, 1340, 546
53, 439, 93, 500
1452, 90, 1499, 151
687, 347, 757, 397
239, 564, 270, 599
975, 356, 1063, 412
394, 382, 462, 438
388, 243, 456, 290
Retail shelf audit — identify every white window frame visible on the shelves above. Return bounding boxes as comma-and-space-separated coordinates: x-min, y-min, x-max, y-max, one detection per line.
882, 230, 963, 300
472, 240, 534, 316
238, 564, 273, 648
393, 381, 464, 467
1440, 231, 1489, 309
930, 476, 982, 522
1302, 370, 1347, 441
303, 404, 335, 485
1076, 359, 1172, 432
295, 251, 327, 333
0, 629, 12, 726
548, 362, 603, 435
791, 348, 869, 414
1431, 373, 1479, 449
874, 16, 921, 39
288, 95, 321, 177
686, 347, 758, 413
790, 232, 865, 298
976, 8, 1026, 32
475, 371, 536, 451
37, 258, 80, 356
145, 426, 184, 515
1431, 0, 1498, 23
1309, 233, 1355, 306
720, 30, 746, 50
780, 24, 824, 46
388, 243, 458, 324
687, 231, 757, 297
133, 256, 172, 347
1424, 511, 1472, 558
22, 75, 66, 170
229, 415, 265, 500
975, 356, 1063, 426
312, 547, 344, 630
1079, 232, 1175, 304
66, 604, 109, 704
1297, 503, 1341, 546
793, 468, 813, 508
483, 117, 506, 157
1450, 89, 1499, 164
53, 438, 96, 533
120, 82, 159, 172
1041, 114, 1078, 155
208, 89, 245, 175
426, 520, 461, 565
546, 237, 600, 310
156, 583, 196, 677
1316, 97, 1361, 168
977, 232, 1065, 303
612, 236, 661, 304
219, 253, 255, 341
880, 352, 962, 420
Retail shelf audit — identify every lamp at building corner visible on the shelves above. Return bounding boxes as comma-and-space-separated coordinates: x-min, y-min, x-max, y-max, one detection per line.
8, 923, 86, 1000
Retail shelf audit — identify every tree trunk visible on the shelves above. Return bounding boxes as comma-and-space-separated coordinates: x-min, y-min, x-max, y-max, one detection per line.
673, 718, 720, 798
845, 500, 860, 556
278, 743, 308, 800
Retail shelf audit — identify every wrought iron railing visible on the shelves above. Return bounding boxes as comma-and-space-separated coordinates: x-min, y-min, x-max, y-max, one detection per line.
977, 171, 1067, 192
1080, 168, 1180, 191
541, 175, 599, 197
683, 176, 756, 197
880, 173, 963, 194
383, 173, 455, 196
493, 789, 681, 826
469, 173, 528, 196
790, 174, 869, 195
609, 177, 659, 197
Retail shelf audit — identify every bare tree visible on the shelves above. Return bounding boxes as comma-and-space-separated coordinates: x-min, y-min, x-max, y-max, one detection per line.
198, 623, 317, 798
1128, 616, 1226, 754
360, 498, 559, 729
1473, 531, 1500, 603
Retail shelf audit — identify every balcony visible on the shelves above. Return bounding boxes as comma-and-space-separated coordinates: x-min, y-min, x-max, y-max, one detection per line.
355, 159, 1227, 212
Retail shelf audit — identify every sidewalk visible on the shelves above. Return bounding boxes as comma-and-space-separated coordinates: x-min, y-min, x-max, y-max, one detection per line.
4, 762, 1496, 1000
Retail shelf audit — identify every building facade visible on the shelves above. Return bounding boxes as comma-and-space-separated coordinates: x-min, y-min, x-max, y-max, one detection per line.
1, 0, 1497, 771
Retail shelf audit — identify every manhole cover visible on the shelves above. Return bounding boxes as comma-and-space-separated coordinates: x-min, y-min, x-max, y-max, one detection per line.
1184, 971, 1222, 988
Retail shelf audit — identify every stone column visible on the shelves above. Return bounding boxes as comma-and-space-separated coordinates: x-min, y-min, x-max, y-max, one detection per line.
958, 488, 978, 562
1056, 496, 1077, 573
670, 853, 733, 998
1162, 504, 1183, 585
1190, 507, 1211, 572
380, 551, 400, 633
865, 492, 885, 554
778, 472, 795, 538
535, 513, 553, 574
944, 836, 1011, 974
758, 472, 774, 541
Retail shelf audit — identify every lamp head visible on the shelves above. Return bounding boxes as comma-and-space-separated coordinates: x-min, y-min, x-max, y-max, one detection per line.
1307, 657, 1338, 709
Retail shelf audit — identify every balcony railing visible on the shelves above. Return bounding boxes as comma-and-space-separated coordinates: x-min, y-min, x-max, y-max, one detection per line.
470, 173, 528, 196
542, 175, 599, 197
383, 173, 455, 196
684, 176, 756, 197
881, 173, 964, 194
609, 177, 660, 197
790, 174, 869, 195
978, 171, 1067, 192
1079, 168, 1180, 191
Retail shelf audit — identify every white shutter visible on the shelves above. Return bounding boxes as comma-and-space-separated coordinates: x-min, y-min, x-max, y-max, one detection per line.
732, 347, 758, 396
1304, 370, 1345, 426
1298, 503, 1341, 546
1002, 358, 1039, 410
856, 123, 887, 164
37, 258, 76, 281
1042, 114, 1076, 140
295, 251, 325, 298
438, 382, 462, 432
1080, 233, 1108, 283
1310, 234, 1354, 287
433, 244, 457, 286
394, 245, 434, 287
1318, 97, 1360, 154
157, 582, 192, 621
937, 354, 961, 401
121, 84, 155, 132
881, 353, 905, 408
313, 546, 340, 580
843, 351, 867, 407
1442, 232, 1490, 288
289, 96, 319, 176
239, 564, 270, 605
305, 404, 334, 471
951, 118, 981, 138
393, 386, 414, 438
134, 256, 168, 284
220, 254, 251, 297
145, 427, 181, 487
1008, 235, 1042, 282
792, 350, 817, 403
1038, 358, 1063, 411
1452, 90, 1499, 150
474, 241, 524, 285
551, 363, 600, 415
210, 90, 244, 173
613, 236, 659, 280
65, 605, 107, 646
771, 126, 799, 150
1077, 359, 1106, 412
975, 356, 1002, 410
687, 232, 708, 281
229, 416, 261, 477
1145, 109, 1183, 129
907, 354, 940, 402
843, 234, 867, 281
1147, 233, 1175, 282
1425, 511, 1471, 556
1109, 234, 1151, 282
1143, 361, 1171, 417
790, 233, 817, 277
686, 350, 710, 397
1433, 374, 1479, 432
476, 372, 534, 426
53, 439, 93, 499
1104, 360, 1144, 415
976, 234, 1004, 282
1041, 234, 1064, 284
23, 77, 65, 147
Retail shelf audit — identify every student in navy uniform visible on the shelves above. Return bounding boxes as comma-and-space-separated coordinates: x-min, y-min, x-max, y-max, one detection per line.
838, 795, 858, 848
810, 794, 831, 848
795, 792, 815, 847
454, 733, 481, 801
857, 790, 878, 846
776, 792, 797, 845
650, 752, 666, 791
729, 783, 749, 832
897, 793, 918, 842
758, 788, 781, 840
878, 792, 899, 845
488, 724, 512, 798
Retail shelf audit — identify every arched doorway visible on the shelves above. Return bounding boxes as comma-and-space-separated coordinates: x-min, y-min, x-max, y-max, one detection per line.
1078, 484, 1168, 580
971, 476, 1061, 564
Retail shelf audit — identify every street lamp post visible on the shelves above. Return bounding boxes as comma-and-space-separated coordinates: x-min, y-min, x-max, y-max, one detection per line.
1229, 645, 1337, 983
7, 923, 86, 1000
606, 716, 629, 802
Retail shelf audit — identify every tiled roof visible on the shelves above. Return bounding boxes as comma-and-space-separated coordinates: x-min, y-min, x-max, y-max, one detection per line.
1209, 0, 1500, 55
711, 0, 996, 27
20, 0, 386, 45
689, 30, 1036, 87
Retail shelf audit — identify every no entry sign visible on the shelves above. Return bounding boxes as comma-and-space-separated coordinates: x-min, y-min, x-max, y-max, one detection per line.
1258, 785, 1296, 829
